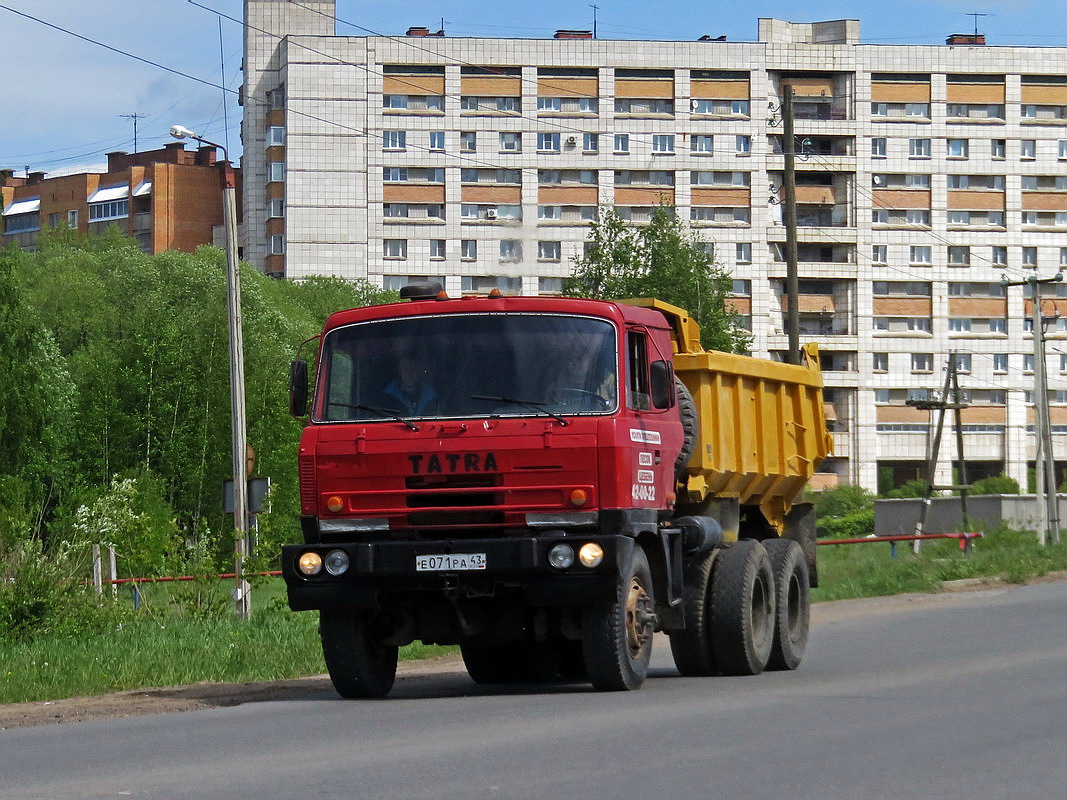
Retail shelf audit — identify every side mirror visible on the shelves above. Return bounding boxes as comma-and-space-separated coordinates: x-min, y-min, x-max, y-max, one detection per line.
650, 360, 673, 409
289, 359, 309, 417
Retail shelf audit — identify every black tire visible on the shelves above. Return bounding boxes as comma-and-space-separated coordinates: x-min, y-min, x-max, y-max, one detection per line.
668, 549, 719, 676
709, 540, 775, 676
674, 377, 698, 481
582, 546, 655, 691
763, 537, 810, 671
460, 644, 515, 684
319, 610, 399, 698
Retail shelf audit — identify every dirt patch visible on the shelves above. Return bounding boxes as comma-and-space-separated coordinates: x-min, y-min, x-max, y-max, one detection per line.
4, 572, 1065, 730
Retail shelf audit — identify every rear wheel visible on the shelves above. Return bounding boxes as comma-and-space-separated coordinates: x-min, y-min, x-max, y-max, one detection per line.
763, 538, 810, 671
582, 546, 655, 691
668, 549, 719, 676
320, 610, 399, 698
709, 540, 775, 676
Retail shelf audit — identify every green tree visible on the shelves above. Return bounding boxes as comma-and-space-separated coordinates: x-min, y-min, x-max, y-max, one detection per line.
563, 207, 750, 353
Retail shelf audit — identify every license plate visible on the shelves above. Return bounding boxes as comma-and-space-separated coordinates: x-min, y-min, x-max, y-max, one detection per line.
415, 553, 487, 572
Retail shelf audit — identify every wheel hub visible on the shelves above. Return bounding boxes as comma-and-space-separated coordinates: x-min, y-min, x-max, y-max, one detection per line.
625, 576, 655, 657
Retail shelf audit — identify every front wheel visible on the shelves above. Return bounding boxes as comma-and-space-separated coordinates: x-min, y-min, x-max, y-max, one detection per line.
320, 610, 399, 698
582, 546, 656, 691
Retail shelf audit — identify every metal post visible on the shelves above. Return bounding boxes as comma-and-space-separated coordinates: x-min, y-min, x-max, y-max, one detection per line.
951, 356, 970, 532
782, 87, 801, 365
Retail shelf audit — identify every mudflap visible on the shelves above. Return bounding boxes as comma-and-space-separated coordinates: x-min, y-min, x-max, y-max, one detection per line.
783, 502, 818, 588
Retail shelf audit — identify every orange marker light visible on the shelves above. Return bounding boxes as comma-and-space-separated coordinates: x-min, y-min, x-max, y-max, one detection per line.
326, 495, 344, 512
570, 489, 588, 507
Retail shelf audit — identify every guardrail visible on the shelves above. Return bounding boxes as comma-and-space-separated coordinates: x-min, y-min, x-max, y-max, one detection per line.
818, 531, 982, 557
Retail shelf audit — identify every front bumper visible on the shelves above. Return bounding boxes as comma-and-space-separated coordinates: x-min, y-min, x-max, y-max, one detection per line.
282, 534, 632, 611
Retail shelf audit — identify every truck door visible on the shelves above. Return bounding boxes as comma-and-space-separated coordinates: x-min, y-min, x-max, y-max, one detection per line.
624, 328, 676, 509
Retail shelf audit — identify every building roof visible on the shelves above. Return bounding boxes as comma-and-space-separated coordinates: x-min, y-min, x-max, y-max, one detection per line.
87, 185, 129, 203
2, 197, 39, 215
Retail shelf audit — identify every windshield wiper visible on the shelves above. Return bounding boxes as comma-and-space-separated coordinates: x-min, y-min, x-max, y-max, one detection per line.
328, 401, 419, 431
471, 395, 568, 426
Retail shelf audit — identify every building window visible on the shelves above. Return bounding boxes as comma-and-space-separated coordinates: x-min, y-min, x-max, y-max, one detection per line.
691, 135, 714, 154
268, 162, 285, 182
736, 242, 752, 264
538, 240, 562, 261
539, 277, 564, 295
874, 388, 890, 403
499, 239, 523, 261
873, 353, 888, 372
461, 239, 477, 260
906, 210, 930, 227
946, 139, 969, 159
948, 246, 971, 266
992, 246, 1007, 266
736, 135, 751, 155
537, 132, 561, 152
954, 354, 972, 373
382, 130, 406, 150
538, 205, 562, 220
383, 167, 407, 182
383, 95, 408, 109
268, 198, 284, 218
267, 126, 285, 146
427, 167, 445, 183
1021, 139, 1037, 159
651, 135, 675, 154
872, 244, 887, 265
1061, 247, 1067, 266
912, 353, 933, 372
67, 209, 78, 226
991, 139, 1006, 159
949, 318, 972, 332
429, 131, 445, 150
1023, 246, 1038, 266
910, 245, 932, 265
614, 134, 630, 153
383, 239, 407, 259
908, 138, 931, 158
88, 200, 129, 221
269, 234, 285, 255
383, 203, 409, 218
429, 239, 445, 259
47, 212, 59, 228
1059, 140, 1067, 160
583, 133, 599, 153
872, 137, 887, 158
460, 131, 476, 152
537, 97, 562, 112
499, 132, 522, 152
994, 354, 1008, 373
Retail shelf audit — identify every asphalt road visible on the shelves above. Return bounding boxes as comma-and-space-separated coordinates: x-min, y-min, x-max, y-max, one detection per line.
3, 581, 1066, 800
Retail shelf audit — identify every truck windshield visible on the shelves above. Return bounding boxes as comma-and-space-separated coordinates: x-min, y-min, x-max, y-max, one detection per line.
315, 313, 618, 422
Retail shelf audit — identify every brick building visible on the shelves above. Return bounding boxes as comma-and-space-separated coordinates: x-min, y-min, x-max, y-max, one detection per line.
1, 143, 240, 254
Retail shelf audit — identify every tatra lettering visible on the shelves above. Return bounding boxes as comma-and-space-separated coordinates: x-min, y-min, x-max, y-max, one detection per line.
408, 452, 500, 474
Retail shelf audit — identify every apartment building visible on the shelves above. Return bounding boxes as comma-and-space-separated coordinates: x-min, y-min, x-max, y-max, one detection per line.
242, 1, 1067, 493
1, 143, 238, 254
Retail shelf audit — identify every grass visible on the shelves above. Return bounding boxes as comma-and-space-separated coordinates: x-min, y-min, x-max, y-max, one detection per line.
2, 526, 1066, 705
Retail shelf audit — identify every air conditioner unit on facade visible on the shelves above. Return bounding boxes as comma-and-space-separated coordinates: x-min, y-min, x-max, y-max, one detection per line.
566, 136, 577, 145
486, 209, 498, 219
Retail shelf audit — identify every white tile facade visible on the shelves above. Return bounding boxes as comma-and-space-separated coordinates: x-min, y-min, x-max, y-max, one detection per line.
243, 4, 1067, 492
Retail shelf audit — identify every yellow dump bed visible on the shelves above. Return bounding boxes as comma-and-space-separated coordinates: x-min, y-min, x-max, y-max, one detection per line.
626, 299, 832, 533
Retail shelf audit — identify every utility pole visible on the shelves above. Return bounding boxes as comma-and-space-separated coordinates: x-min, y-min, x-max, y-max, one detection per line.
782, 87, 801, 365
1004, 272, 1062, 545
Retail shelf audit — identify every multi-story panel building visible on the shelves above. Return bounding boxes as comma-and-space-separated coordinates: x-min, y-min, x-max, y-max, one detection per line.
1, 143, 236, 255
242, 3, 1067, 493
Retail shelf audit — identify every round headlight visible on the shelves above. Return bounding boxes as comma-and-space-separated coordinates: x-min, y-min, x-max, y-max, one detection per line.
324, 549, 350, 576
298, 551, 323, 576
547, 543, 575, 569
578, 542, 604, 568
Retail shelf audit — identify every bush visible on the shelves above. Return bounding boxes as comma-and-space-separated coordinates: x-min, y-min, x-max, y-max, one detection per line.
885, 478, 930, 498
818, 508, 876, 539
812, 484, 874, 519
0, 538, 127, 643
970, 474, 1020, 496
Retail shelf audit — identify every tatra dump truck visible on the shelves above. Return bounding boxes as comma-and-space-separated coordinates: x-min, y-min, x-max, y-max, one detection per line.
284, 284, 832, 698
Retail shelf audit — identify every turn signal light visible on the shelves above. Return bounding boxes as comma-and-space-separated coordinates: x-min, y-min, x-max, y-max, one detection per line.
569, 489, 588, 507
326, 495, 344, 512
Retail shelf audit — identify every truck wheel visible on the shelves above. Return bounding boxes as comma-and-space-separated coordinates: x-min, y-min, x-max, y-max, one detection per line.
668, 549, 719, 676
709, 540, 775, 676
674, 377, 698, 481
460, 645, 515, 684
582, 546, 655, 691
320, 610, 398, 698
762, 538, 810, 671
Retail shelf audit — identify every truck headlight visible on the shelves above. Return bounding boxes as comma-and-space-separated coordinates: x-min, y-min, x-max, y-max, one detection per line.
578, 542, 604, 568
298, 551, 323, 576
547, 543, 575, 569
324, 549, 350, 576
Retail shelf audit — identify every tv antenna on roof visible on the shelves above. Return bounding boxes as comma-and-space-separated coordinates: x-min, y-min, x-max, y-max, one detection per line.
966, 11, 993, 37
590, 4, 599, 39
119, 112, 147, 153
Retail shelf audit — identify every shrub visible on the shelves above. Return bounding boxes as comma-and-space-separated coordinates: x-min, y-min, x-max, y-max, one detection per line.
818, 508, 876, 539
885, 478, 930, 499
970, 474, 1020, 496
812, 484, 874, 519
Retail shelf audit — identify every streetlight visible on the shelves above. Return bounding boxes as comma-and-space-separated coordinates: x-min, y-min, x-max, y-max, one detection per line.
170, 124, 251, 616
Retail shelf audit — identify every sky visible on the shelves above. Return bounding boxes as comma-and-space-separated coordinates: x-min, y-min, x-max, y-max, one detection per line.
2, 0, 1066, 176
